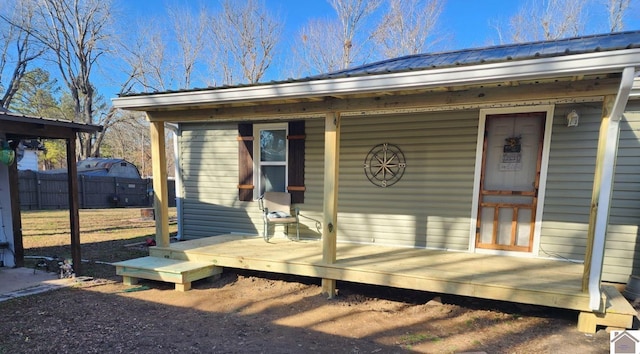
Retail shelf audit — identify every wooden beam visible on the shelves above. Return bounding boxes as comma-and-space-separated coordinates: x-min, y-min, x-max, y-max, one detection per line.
144, 78, 621, 122
322, 112, 340, 297
583, 95, 615, 291
150, 120, 170, 247
8, 157, 23, 267
66, 137, 82, 275
0, 121, 76, 139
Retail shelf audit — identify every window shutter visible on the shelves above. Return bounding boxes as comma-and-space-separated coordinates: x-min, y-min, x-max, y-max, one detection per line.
238, 123, 254, 201
287, 121, 305, 203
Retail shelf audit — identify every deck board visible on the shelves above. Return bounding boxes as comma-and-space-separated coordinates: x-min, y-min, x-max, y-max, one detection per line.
149, 234, 593, 311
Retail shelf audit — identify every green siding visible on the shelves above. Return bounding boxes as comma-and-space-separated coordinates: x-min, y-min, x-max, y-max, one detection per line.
179, 111, 477, 249
540, 101, 640, 283
539, 105, 600, 261
603, 103, 640, 283
176, 100, 640, 283
336, 112, 477, 249
180, 123, 262, 237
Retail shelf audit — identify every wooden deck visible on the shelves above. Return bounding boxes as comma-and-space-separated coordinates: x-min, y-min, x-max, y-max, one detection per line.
130, 234, 636, 332
149, 234, 594, 311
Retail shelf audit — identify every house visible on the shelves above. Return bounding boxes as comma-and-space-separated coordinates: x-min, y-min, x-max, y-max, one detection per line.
112, 31, 640, 332
0, 111, 101, 271
16, 139, 44, 171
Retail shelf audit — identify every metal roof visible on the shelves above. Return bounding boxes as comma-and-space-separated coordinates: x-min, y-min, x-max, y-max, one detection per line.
314, 31, 640, 79
119, 31, 640, 98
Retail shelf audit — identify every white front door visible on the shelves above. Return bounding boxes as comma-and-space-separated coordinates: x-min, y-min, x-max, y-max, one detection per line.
476, 112, 545, 252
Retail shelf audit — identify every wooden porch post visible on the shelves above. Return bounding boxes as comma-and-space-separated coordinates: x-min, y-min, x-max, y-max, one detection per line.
66, 136, 82, 274
150, 120, 170, 247
322, 112, 340, 297
583, 96, 614, 291
583, 91, 628, 293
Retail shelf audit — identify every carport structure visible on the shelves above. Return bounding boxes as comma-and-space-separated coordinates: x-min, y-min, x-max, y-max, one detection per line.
0, 111, 101, 273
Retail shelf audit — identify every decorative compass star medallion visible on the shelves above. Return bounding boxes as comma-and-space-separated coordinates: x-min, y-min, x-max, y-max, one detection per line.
363, 143, 406, 187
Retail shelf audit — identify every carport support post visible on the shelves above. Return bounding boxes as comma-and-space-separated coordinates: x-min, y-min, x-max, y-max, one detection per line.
150, 119, 170, 247
8, 154, 24, 267
66, 137, 82, 274
322, 112, 340, 298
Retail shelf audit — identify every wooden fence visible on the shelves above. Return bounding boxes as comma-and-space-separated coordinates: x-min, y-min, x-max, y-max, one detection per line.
18, 170, 176, 210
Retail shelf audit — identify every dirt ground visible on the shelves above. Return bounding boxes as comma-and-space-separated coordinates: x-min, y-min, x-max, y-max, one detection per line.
0, 267, 616, 354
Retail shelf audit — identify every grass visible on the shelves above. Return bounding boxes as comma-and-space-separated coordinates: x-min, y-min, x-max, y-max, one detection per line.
20, 208, 177, 278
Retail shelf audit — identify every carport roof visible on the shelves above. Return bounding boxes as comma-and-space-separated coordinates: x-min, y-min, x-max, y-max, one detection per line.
0, 111, 102, 139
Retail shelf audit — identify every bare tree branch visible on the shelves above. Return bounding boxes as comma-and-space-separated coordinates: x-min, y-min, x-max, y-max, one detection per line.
607, 0, 631, 32
168, 4, 208, 89
373, 0, 445, 59
15, 0, 114, 158
505, 0, 588, 43
0, 0, 44, 109
328, 0, 382, 69
209, 0, 282, 85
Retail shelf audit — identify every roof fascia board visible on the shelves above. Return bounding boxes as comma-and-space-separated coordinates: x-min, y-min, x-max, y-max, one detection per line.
113, 49, 640, 110
0, 114, 102, 133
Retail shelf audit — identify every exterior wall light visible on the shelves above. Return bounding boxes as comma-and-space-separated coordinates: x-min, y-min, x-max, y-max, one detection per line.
566, 110, 579, 127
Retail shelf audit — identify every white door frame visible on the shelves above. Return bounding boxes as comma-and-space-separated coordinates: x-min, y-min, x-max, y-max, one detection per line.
469, 105, 555, 256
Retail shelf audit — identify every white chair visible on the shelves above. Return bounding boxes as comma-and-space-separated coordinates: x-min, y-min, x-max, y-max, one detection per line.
259, 192, 300, 242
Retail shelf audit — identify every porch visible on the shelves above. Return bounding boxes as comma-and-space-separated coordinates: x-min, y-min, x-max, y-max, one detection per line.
141, 234, 635, 332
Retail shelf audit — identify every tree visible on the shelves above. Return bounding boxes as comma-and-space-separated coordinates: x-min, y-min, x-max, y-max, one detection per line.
8, 68, 60, 116
329, 0, 382, 69
500, 0, 588, 43
168, 4, 208, 89
41, 139, 66, 170
290, 0, 381, 76
15, 0, 114, 159
0, 0, 44, 109
208, 0, 283, 85
291, 19, 345, 75
373, 0, 446, 59
120, 3, 209, 93
118, 21, 172, 93
100, 111, 151, 175
494, 0, 634, 44
607, 0, 631, 32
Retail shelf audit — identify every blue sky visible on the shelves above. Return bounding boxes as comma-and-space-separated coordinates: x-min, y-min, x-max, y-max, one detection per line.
115, 0, 640, 50
105, 0, 640, 95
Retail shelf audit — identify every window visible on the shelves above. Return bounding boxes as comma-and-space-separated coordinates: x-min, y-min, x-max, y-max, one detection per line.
237, 121, 305, 203
256, 124, 288, 196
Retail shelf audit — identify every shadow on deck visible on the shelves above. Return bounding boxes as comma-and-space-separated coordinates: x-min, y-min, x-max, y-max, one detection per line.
118, 234, 636, 333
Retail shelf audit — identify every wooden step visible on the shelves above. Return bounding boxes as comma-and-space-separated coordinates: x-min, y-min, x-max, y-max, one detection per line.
577, 285, 637, 333
114, 256, 222, 291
